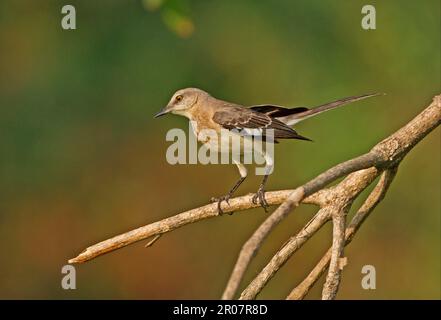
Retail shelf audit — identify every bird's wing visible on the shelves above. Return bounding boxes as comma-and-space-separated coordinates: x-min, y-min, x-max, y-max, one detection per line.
249, 105, 309, 117
212, 106, 311, 141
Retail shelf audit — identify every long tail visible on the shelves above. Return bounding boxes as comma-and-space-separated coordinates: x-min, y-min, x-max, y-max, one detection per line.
279, 92, 384, 126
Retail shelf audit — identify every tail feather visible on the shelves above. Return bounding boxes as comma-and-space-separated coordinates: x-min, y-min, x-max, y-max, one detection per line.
279, 92, 384, 126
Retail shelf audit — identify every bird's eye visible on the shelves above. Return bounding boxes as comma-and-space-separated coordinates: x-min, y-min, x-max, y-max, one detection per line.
175, 95, 183, 102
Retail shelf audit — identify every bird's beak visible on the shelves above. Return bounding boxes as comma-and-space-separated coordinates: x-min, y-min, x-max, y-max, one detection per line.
154, 106, 171, 118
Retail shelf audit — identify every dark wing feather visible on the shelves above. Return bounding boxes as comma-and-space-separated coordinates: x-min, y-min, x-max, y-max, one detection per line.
212, 107, 311, 141
250, 105, 309, 117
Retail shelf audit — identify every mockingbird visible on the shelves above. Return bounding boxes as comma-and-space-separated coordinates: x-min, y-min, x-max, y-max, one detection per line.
155, 88, 381, 214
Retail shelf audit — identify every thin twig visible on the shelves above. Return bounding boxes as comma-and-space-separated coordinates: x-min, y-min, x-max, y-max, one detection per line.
145, 234, 162, 248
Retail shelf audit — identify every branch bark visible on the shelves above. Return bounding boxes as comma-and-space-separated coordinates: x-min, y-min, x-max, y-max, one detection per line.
321, 209, 346, 300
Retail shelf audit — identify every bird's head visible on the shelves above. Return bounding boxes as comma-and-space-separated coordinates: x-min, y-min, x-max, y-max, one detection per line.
154, 88, 208, 119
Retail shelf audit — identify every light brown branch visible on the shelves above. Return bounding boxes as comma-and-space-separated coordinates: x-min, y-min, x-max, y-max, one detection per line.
68, 96, 440, 300
222, 95, 440, 299
287, 167, 398, 300
221, 155, 378, 299
321, 209, 347, 300
237, 167, 380, 299
68, 190, 320, 264
238, 207, 332, 299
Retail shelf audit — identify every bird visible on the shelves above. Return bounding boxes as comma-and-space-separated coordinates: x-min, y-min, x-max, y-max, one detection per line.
154, 88, 381, 214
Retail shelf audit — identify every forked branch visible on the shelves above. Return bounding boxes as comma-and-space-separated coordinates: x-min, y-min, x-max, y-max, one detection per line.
68, 95, 440, 300
224, 95, 440, 299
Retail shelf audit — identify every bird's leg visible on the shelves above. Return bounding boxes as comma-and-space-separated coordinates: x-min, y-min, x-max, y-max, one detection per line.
211, 162, 247, 215
252, 174, 269, 211
252, 150, 273, 212
211, 176, 246, 214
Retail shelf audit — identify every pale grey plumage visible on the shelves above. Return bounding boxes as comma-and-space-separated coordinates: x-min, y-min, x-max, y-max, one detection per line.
155, 87, 382, 213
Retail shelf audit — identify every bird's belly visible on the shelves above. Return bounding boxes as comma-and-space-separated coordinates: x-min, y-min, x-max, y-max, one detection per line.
197, 130, 252, 155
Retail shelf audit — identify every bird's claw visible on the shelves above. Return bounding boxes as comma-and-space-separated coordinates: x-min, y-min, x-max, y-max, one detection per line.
211, 194, 233, 215
252, 187, 269, 212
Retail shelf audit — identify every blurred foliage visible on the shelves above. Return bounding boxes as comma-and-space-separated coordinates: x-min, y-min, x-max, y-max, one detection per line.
0, 0, 439, 299
143, 0, 194, 38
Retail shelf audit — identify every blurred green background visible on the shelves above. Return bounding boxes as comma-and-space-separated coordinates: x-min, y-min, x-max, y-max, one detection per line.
0, 0, 439, 299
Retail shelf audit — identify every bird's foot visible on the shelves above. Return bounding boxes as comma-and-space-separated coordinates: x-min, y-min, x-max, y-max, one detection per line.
211, 194, 233, 216
252, 187, 269, 212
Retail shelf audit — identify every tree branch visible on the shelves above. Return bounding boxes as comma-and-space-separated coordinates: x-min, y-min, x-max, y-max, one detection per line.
237, 167, 380, 299
222, 95, 440, 299
321, 208, 347, 300
68, 190, 321, 264
68, 95, 440, 300
287, 167, 398, 299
